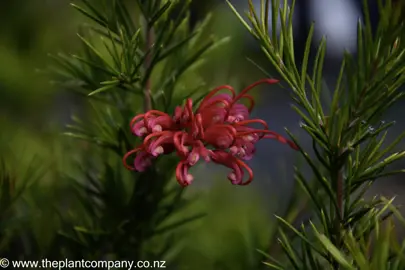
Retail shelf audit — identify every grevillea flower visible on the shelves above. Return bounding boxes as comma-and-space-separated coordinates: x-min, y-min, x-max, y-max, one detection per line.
123, 79, 298, 187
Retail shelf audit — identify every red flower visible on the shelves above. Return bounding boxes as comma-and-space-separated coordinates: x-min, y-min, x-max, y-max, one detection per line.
211, 150, 253, 185
123, 79, 298, 187
131, 110, 176, 137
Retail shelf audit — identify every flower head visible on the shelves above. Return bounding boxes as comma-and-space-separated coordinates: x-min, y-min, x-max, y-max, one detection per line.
123, 78, 298, 187
131, 110, 176, 137
211, 150, 252, 185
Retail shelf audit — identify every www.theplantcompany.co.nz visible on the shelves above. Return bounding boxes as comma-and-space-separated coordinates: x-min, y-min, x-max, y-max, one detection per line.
0, 258, 166, 269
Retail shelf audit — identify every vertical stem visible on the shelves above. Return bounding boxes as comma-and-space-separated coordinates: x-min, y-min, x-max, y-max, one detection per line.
335, 166, 344, 249
332, 153, 344, 270
143, 26, 153, 112
336, 170, 343, 219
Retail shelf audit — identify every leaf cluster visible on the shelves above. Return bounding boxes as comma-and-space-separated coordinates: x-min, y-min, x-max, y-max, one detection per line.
42, 0, 227, 261
228, 0, 405, 268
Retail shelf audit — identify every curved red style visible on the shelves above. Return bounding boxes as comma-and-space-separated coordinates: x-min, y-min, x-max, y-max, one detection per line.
123, 79, 298, 187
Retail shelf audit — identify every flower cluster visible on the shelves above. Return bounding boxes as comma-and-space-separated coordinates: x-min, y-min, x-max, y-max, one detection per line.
123, 79, 298, 187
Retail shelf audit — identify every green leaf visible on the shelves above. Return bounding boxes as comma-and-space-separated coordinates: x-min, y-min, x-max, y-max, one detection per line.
342, 230, 369, 269
370, 130, 405, 165
371, 218, 392, 269
257, 249, 287, 269
113, 0, 136, 34
70, 3, 108, 28
156, 31, 199, 63
77, 34, 120, 75
314, 233, 355, 269
300, 23, 314, 90
295, 169, 328, 225
71, 54, 115, 76
285, 130, 339, 214
263, 262, 284, 270
148, 1, 172, 27
152, 213, 206, 235
225, 0, 256, 36
275, 216, 325, 256
73, 226, 109, 235
277, 229, 301, 269
271, 0, 280, 48
88, 84, 118, 96
311, 37, 326, 112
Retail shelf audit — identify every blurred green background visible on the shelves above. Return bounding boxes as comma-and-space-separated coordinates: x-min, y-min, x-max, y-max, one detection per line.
0, 1, 285, 269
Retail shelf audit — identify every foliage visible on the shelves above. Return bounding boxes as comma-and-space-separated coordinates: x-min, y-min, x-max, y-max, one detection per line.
0, 0, 304, 267
46, 0, 230, 262
2, 0, 405, 269
227, 0, 405, 269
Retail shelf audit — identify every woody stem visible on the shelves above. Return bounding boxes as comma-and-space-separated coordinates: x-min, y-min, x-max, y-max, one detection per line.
143, 25, 153, 112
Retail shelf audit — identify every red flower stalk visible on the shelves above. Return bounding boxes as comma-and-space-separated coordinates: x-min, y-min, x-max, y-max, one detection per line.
123, 79, 298, 187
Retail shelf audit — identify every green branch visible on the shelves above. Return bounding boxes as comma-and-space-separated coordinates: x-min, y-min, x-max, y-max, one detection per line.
227, 0, 405, 268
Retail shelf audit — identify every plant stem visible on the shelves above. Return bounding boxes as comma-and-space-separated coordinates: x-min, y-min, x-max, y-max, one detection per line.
332, 153, 344, 270
143, 25, 153, 112
336, 169, 343, 219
